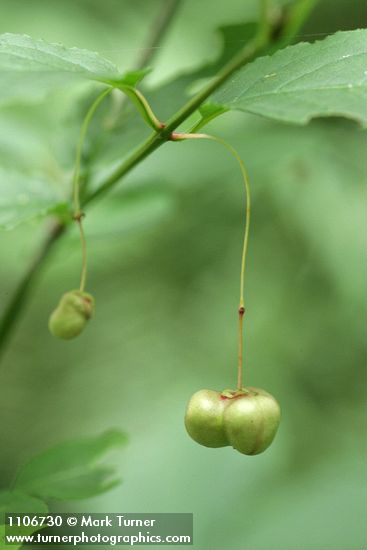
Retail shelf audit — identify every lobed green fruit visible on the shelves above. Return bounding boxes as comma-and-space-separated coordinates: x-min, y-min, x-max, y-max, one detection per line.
48, 290, 94, 340
185, 387, 280, 455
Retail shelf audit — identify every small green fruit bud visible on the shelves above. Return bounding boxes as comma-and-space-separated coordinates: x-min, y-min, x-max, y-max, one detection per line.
185, 387, 280, 456
48, 290, 94, 340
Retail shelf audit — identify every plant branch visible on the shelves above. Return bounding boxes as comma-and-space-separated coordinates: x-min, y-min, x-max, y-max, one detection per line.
0, 221, 65, 359
86, 21, 270, 205
134, 0, 183, 69
270, 0, 319, 51
109, 0, 183, 122
0, 0, 314, 360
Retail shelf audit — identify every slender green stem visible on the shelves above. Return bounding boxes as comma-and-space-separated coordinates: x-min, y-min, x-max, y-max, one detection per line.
117, 85, 164, 130
76, 218, 87, 292
171, 133, 250, 390
72, 87, 113, 294
72, 87, 113, 213
237, 309, 245, 390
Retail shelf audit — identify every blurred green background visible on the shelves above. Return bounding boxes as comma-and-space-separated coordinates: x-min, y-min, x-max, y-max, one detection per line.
1, 1, 367, 549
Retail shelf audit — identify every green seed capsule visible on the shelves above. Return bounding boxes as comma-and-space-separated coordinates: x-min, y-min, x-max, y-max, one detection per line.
48, 290, 94, 340
185, 387, 280, 456
184, 389, 228, 448
223, 388, 281, 455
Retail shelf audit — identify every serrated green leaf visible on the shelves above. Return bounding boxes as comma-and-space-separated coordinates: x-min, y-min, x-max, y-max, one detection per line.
0, 169, 67, 230
15, 430, 128, 501
212, 29, 367, 125
0, 33, 144, 106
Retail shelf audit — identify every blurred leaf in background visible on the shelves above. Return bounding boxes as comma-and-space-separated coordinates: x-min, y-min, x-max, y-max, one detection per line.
0, 491, 48, 549
15, 429, 127, 501
0, 430, 127, 548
